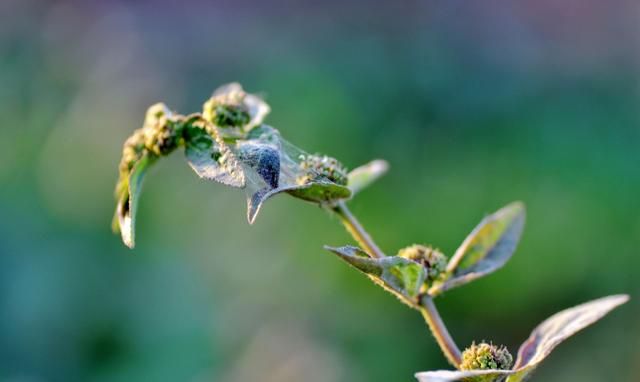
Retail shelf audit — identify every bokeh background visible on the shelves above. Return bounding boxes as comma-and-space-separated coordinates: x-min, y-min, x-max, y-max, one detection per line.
1, 1, 639, 381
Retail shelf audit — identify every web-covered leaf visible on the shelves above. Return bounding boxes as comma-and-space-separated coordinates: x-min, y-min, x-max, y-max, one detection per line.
325, 246, 426, 307
429, 202, 525, 296
241, 126, 351, 224
183, 122, 246, 187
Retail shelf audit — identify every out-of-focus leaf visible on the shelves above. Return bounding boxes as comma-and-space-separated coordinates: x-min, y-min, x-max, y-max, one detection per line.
184, 125, 245, 188
115, 155, 155, 249
347, 159, 389, 195
246, 182, 351, 224
325, 246, 426, 307
504, 294, 629, 382
429, 202, 525, 296
415, 369, 513, 382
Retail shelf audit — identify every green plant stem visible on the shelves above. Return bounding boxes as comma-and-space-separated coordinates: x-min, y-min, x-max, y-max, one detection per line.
332, 201, 385, 258
420, 295, 462, 368
332, 201, 462, 368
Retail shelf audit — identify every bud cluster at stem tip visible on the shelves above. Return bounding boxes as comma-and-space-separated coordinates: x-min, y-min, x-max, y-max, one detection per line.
142, 103, 181, 156
397, 244, 447, 282
297, 154, 348, 186
118, 103, 182, 176
203, 87, 251, 128
460, 342, 513, 371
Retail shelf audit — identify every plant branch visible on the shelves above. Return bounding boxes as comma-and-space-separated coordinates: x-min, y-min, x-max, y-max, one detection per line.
332, 201, 385, 258
331, 200, 461, 368
420, 295, 462, 368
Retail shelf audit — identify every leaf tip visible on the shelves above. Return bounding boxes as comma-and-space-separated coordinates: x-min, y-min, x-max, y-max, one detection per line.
607, 293, 630, 306
370, 159, 390, 173
503, 200, 526, 218
120, 226, 135, 249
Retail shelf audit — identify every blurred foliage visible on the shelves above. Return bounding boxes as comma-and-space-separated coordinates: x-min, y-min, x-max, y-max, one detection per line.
0, 1, 638, 381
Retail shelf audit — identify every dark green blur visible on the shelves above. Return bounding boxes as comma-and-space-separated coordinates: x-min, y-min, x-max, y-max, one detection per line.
0, 1, 638, 381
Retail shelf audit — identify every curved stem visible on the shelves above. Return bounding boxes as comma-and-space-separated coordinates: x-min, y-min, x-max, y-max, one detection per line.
331, 201, 385, 258
420, 295, 462, 368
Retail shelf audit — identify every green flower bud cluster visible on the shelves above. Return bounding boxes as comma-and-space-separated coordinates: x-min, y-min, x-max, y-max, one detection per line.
398, 244, 447, 282
118, 103, 182, 172
119, 129, 146, 174
142, 103, 181, 156
460, 342, 513, 372
297, 154, 348, 186
203, 87, 251, 128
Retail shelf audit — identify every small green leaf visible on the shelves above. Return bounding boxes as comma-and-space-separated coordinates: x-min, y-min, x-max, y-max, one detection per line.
115, 155, 155, 248
505, 294, 629, 382
347, 159, 389, 195
325, 246, 426, 307
285, 182, 351, 204
184, 125, 246, 188
429, 202, 525, 296
246, 182, 351, 224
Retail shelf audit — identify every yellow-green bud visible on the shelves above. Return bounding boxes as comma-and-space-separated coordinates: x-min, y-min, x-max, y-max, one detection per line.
119, 129, 145, 174
297, 154, 348, 186
460, 342, 513, 371
397, 245, 447, 282
142, 103, 180, 156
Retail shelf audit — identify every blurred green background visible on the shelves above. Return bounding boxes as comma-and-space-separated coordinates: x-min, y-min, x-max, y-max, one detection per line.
1, 1, 638, 381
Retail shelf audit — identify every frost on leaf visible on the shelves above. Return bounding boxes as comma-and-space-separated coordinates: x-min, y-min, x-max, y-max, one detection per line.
429, 202, 525, 296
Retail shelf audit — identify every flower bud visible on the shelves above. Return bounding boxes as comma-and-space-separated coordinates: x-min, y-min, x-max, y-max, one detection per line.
119, 129, 146, 174
203, 87, 251, 128
297, 154, 348, 186
142, 103, 180, 156
460, 342, 513, 371
397, 245, 446, 282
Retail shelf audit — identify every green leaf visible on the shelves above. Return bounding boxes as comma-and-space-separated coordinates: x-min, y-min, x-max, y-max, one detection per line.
184, 125, 245, 188
246, 182, 351, 224
325, 246, 426, 307
115, 155, 155, 248
505, 294, 629, 382
429, 202, 525, 296
347, 159, 389, 195
285, 182, 351, 204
